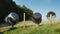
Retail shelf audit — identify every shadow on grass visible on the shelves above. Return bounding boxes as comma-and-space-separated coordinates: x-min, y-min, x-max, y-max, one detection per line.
6, 26, 32, 32
5, 25, 43, 33
55, 28, 60, 32
6, 27, 17, 32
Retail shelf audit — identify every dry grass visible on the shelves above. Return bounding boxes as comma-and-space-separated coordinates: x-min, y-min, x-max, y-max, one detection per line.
0, 21, 60, 34
2, 22, 60, 34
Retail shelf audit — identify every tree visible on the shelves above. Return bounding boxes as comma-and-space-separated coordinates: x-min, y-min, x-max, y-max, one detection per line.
22, 5, 33, 20
46, 11, 56, 23
0, 0, 33, 28
0, 0, 33, 22
16, 5, 33, 20
0, 0, 19, 22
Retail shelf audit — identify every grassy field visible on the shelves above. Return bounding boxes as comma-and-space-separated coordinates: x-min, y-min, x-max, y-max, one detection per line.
1, 22, 60, 34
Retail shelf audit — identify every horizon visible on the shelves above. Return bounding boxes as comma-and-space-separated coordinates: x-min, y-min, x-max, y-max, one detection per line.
13, 0, 60, 21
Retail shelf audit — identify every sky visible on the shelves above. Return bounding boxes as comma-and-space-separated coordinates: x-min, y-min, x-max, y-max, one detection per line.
13, 0, 60, 20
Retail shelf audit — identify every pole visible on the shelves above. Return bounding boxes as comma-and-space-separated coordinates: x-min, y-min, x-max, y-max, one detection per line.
23, 13, 25, 27
24, 13, 25, 22
50, 14, 52, 24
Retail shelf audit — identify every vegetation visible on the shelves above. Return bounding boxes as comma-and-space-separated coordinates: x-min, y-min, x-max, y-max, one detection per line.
0, 0, 33, 22
0, 0, 60, 34
0, 0, 33, 29
22, 5, 33, 20
1, 22, 60, 34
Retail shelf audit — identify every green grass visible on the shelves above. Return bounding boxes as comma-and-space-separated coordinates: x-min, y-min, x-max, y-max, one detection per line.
2, 23, 60, 34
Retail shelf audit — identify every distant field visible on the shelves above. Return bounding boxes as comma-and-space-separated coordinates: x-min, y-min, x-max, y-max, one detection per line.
1, 21, 60, 34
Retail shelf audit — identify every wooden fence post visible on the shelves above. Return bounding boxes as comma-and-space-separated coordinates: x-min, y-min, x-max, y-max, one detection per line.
50, 14, 52, 24
24, 13, 25, 22
23, 13, 26, 27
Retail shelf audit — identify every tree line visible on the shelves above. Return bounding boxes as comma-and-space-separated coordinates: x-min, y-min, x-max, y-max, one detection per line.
0, 0, 33, 23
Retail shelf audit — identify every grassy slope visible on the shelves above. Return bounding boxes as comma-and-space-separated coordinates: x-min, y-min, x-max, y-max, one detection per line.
2, 22, 60, 34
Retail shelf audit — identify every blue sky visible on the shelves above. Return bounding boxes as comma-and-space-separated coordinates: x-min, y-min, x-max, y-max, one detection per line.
13, 0, 60, 20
